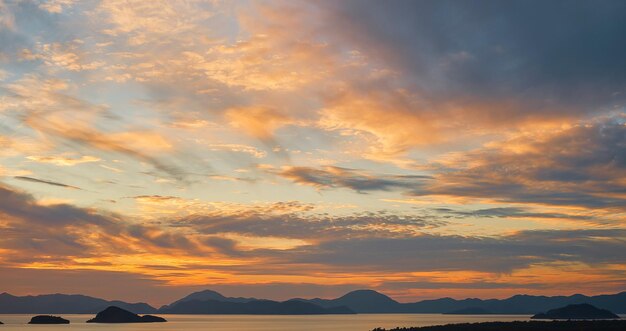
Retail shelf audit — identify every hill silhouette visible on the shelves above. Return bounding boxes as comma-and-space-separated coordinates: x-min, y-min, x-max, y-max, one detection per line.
28, 315, 70, 324
531, 303, 620, 320
159, 298, 354, 314
86, 306, 166, 323
3, 289, 626, 315
297, 290, 626, 314
305, 289, 401, 313
0, 292, 155, 314
159, 289, 256, 310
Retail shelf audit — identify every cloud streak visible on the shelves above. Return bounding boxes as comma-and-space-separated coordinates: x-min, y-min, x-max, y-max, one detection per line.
278, 166, 430, 193
14, 176, 82, 190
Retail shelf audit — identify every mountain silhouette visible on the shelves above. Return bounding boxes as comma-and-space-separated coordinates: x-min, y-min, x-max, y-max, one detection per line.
395, 292, 626, 314
4, 289, 626, 315
305, 289, 401, 313
160, 289, 626, 314
531, 303, 620, 320
159, 298, 354, 314
0, 292, 156, 314
87, 306, 166, 323
159, 289, 256, 310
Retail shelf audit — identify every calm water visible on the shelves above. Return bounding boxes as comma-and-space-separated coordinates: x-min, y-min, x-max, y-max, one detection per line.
0, 314, 533, 330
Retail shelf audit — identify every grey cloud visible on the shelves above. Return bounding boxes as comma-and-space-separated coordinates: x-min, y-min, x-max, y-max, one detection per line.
316, 0, 626, 117
0, 183, 117, 228
204, 237, 242, 257
14, 176, 82, 190
278, 166, 431, 193
434, 207, 595, 221
380, 281, 549, 291
0, 183, 203, 262
177, 210, 445, 240
268, 229, 626, 273
420, 119, 626, 211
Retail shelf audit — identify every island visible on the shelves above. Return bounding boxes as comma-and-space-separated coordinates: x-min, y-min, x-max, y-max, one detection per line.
28, 315, 70, 324
86, 306, 167, 323
372, 320, 626, 331
443, 307, 492, 315
531, 303, 620, 320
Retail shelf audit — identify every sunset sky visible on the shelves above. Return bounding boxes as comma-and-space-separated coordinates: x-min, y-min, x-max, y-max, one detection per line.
0, 0, 625, 306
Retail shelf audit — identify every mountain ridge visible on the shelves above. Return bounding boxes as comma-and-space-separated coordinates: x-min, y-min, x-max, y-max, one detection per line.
2, 289, 625, 315
0, 292, 156, 314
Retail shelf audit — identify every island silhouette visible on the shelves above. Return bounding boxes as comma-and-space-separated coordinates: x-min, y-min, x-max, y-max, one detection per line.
531, 303, 620, 320
28, 315, 70, 324
86, 306, 166, 323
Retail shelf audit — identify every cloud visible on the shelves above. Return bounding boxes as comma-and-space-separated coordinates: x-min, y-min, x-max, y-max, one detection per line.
420, 117, 626, 211
22, 40, 105, 72
0, 183, 205, 265
432, 207, 599, 224
314, 0, 626, 119
181, 210, 444, 241
225, 106, 294, 144
277, 229, 626, 273
27, 155, 100, 166
318, 82, 444, 158
277, 166, 430, 193
1, 181, 625, 302
38, 0, 76, 14
1, 74, 190, 181
14, 176, 82, 190
206, 144, 267, 159
96, 0, 216, 46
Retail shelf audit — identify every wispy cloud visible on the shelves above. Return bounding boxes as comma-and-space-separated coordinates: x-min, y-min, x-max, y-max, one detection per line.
14, 176, 82, 190
277, 166, 431, 193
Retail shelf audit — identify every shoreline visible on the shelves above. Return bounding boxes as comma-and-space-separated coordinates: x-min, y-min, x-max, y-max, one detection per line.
373, 320, 626, 331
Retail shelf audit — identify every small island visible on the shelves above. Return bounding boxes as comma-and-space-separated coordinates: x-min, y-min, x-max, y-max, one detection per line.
443, 307, 492, 315
531, 303, 620, 320
86, 306, 167, 323
28, 315, 70, 324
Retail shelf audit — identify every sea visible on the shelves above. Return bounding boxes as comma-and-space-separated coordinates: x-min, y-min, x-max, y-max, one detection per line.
0, 314, 533, 330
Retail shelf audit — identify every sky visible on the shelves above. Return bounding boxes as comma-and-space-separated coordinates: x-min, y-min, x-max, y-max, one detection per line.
0, 0, 625, 307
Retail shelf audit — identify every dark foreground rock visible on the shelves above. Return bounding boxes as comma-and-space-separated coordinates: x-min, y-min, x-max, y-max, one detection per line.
86, 306, 166, 323
373, 320, 626, 331
28, 315, 70, 324
531, 303, 619, 320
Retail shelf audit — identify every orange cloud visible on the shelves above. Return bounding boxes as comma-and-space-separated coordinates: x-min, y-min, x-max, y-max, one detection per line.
226, 106, 294, 141
27, 154, 101, 166
319, 87, 441, 159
